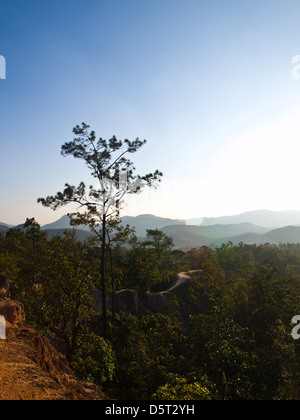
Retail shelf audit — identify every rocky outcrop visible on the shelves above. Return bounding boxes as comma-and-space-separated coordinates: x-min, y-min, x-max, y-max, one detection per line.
0, 273, 9, 297
0, 299, 25, 325
93, 271, 201, 316
94, 288, 173, 316
0, 297, 107, 400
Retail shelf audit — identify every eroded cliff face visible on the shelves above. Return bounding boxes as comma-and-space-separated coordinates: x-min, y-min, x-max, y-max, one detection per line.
0, 298, 107, 400
93, 288, 174, 316
93, 271, 199, 316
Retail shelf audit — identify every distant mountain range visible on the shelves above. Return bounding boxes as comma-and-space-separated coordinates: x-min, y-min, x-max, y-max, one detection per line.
3, 210, 300, 248
194, 209, 300, 229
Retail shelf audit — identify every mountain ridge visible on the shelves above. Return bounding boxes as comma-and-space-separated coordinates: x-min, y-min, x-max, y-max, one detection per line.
3, 210, 300, 248
199, 209, 300, 228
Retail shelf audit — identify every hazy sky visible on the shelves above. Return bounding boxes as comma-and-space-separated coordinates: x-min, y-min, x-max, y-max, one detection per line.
2, 0, 300, 225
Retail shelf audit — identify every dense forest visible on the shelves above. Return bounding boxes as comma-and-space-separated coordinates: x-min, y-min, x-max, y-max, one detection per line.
0, 218, 300, 400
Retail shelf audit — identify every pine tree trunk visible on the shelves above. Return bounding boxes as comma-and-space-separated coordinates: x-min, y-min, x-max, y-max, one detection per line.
109, 245, 116, 323
101, 214, 108, 338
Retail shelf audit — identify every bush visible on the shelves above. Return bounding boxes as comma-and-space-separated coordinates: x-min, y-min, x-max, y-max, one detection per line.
72, 334, 116, 387
152, 375, 212, 400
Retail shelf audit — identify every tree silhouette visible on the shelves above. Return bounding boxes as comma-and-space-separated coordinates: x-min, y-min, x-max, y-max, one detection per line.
38, 123, 163, 337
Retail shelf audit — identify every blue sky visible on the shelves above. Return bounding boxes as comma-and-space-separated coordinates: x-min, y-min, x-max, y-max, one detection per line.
1, 0, 300, 224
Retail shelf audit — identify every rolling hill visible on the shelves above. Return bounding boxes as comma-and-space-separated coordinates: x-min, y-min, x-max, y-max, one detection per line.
161, 225, 212, 249
161, 223, 272, 249
211, 225, 300, 247
42, 228, 92, 242
119, 214, 185, 237
1, 218, 92, 242
0, 224, 10, 234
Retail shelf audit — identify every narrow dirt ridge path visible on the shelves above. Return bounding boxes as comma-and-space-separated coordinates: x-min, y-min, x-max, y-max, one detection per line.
161, 270, 202, 294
